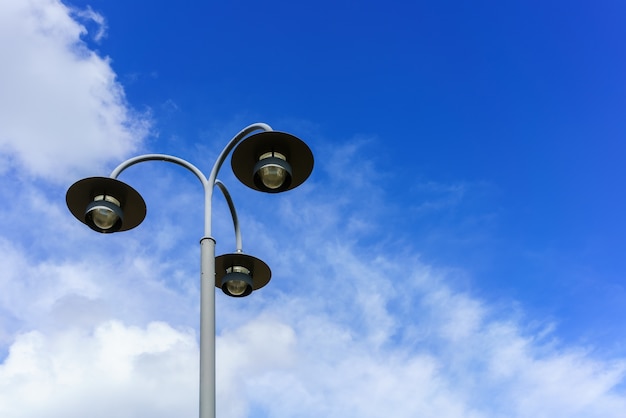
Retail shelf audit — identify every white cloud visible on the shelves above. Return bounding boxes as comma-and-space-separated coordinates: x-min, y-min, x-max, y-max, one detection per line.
0, 0, 149, 183
0, 321, 198, 418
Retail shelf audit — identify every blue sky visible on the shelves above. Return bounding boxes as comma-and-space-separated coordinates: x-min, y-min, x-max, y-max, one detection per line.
1, 0, 625, 417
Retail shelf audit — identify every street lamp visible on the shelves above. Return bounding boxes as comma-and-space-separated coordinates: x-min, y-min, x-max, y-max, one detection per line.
65, 123, 313, 418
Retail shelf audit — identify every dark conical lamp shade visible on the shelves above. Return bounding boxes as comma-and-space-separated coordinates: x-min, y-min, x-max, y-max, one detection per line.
215, 252, 272, 295
231, 131, 314, 193
66, 177, 146, 232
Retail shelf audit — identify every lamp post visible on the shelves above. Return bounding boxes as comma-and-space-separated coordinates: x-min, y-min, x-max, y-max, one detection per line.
65, 123, 314, 418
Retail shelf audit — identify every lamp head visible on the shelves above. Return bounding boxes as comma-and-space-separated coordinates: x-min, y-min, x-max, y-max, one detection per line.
215, 253, 271, 297
231, 131, 314, 193
66, 177, 146, 233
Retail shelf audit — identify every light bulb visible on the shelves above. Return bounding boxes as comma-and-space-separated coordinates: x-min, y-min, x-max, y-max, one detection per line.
259, 164, 287, 189
255, 152, 291, 191
223, 266, 252, 297
85, 195, 123, 232
91, 206, 119, 229
226, 280, 249, 296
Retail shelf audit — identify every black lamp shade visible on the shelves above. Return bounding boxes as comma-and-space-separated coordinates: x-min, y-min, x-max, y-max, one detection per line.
66, 177, 146, 232
215, 253, 271, 293
231, 131, 313, 193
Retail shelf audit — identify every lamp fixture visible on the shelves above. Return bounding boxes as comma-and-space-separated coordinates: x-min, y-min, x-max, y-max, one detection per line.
65, 123, 311, 418
66, 177, 146, 233
215, 252, 271, 298
231, 130, 314, 193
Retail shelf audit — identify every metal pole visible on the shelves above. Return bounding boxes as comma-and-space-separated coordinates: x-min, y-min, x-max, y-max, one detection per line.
200, 236, 216, 418
199, 123, 271, 418
109, 123, 274, 418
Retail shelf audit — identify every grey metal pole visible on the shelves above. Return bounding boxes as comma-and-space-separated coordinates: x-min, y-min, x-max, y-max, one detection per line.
200, 236, 216, 418
109, 123, 274, 418
200, 123, 270, 418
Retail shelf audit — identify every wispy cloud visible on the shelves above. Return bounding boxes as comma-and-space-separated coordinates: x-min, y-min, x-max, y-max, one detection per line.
227, 187, 626, 417
71, 6, 108, 43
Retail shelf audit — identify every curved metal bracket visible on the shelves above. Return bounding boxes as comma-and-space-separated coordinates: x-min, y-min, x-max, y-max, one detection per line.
214, 180, 242, 253
108, 122, 273, 240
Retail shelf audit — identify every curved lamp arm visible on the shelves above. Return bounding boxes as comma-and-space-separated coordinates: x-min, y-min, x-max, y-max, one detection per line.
110, 153, 209, 184
207, 123, 272, 188
109, 122, 272, 239
214, 180, 243, 253
205, 122, 271, 238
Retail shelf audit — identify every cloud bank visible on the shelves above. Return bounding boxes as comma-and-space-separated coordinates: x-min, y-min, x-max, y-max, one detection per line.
0, 0, 148, 183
